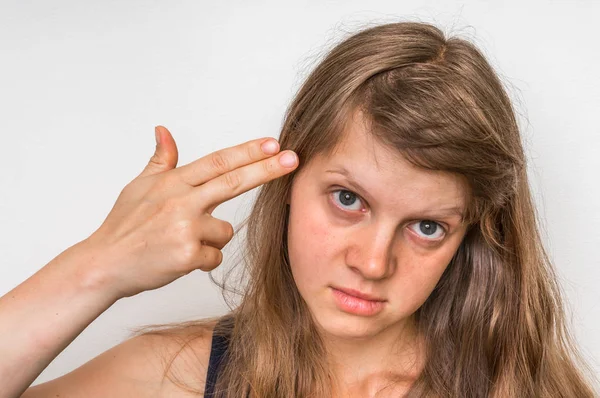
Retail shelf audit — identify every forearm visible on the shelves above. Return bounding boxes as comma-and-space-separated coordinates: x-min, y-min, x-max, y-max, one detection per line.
0, 241, 119, 398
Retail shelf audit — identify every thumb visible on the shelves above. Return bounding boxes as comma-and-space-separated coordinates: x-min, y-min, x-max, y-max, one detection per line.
138, 125, 179, 178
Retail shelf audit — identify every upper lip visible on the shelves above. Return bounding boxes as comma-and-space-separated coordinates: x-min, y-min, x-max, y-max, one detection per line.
332, 286, 386, 302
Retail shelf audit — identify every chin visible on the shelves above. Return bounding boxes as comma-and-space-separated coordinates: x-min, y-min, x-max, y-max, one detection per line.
312, 308, 386, 340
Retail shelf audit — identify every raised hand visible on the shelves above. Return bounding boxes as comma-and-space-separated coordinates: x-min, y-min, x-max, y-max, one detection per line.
82, 125, 298, 299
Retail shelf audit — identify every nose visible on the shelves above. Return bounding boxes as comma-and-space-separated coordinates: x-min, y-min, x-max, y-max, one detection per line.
345, 223, 396, 280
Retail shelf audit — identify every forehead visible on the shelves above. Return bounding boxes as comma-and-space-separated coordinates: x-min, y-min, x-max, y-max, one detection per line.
302, 110, 469, 213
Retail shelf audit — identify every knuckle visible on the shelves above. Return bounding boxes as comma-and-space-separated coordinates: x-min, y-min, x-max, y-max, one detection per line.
197, 247, 222, 271
223, 222, 234, 241
179, 240, 201, 265
148, 152, 162, 166
246, 144, 256, 161
210, 152, 230, 174
224, 170, 242, 190
262, 158, 276, 175
206, 248, 223, 267
174, 219, 194, 238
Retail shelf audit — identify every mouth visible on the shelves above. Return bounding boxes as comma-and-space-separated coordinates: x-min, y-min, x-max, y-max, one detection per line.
330, 286, 386, 316
330, 286, 386, 302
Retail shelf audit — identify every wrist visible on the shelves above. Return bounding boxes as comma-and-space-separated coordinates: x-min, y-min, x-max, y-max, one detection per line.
53, 239, 122, 304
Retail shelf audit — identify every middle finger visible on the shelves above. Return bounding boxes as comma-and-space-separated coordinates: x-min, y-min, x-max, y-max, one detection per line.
194, 150, 298, 214
175, 137, 281, 187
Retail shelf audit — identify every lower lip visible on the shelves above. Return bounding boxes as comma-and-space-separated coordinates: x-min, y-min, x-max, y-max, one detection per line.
331, 288, 386, 316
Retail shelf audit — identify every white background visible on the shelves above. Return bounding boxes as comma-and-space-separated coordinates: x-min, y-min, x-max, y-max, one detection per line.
1, 0, 598, 387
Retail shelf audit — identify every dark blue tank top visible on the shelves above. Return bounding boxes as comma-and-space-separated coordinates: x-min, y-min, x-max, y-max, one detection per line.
204, 317, 232, 397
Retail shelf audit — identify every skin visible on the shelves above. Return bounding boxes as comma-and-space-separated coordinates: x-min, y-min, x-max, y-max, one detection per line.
9, 127, 300, 398
286, 110, 471, 396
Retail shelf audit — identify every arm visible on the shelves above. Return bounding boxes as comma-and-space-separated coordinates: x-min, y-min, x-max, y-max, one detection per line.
0, 126, 294, 397
0, 240, 118, 398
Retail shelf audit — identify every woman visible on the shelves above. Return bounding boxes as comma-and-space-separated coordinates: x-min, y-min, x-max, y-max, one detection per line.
5, 21, 597, 397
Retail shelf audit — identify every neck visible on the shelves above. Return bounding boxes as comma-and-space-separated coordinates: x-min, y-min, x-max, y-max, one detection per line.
322, 316, 424, 397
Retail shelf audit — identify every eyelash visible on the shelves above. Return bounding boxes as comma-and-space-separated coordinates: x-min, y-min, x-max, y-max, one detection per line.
328, 188, 448, 242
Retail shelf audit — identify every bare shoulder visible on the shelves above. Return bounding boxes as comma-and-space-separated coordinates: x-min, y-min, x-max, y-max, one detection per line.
22, 320, 217, 398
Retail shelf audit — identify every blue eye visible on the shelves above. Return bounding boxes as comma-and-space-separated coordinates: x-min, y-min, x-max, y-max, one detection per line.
331, 189, 364, 211
330, 188, 447, 241
409, 220, 446, 240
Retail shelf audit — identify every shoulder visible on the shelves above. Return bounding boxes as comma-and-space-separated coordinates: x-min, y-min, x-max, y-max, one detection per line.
137, 320, 219, 396
22, 320, 218, 398
151, 320, 218, 396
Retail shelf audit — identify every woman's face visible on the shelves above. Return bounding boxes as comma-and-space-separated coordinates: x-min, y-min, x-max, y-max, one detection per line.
286, 110, 470, 340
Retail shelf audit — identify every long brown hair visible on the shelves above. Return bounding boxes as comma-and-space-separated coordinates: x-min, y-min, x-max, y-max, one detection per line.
130, 21, 598, 397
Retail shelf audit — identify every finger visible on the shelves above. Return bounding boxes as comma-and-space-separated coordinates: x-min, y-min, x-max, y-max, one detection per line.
194, 245, 224, 272
175, 137, 281, 187
195, 149, 298, 214
197, 215, 234, 250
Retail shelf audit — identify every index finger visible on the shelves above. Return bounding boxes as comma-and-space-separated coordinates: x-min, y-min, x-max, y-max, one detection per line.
175, 137, 281, 187
195, 149, 299, 214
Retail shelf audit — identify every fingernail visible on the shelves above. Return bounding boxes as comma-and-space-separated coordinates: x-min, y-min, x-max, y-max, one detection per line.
279, 151, 297, 167
261, 138, 279, 155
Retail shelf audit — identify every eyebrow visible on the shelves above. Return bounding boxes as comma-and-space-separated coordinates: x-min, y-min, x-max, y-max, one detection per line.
324, 167, 465, 221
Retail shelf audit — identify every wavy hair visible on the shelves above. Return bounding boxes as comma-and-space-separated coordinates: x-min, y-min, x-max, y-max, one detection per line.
131, 21, 598, 397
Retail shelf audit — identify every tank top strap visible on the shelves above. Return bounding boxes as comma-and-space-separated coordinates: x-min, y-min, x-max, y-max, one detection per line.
204, 315, 233, 397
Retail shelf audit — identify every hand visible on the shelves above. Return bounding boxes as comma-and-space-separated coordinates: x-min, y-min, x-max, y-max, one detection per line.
81, 125, 298, 299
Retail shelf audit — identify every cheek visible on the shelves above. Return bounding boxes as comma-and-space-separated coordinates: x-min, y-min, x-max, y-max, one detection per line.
394, 246, 457, 310
287, 202, 337, 288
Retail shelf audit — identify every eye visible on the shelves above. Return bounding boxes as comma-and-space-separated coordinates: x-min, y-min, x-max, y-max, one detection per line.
330, 188, 447, 242
330, 189, 364, 212
409, 220, 446, 241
